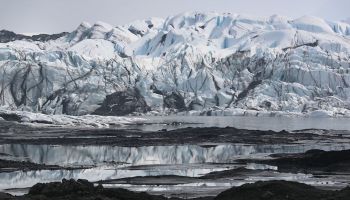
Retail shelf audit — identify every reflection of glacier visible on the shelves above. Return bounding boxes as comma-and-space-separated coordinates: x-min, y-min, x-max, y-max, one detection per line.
1, 142, 350, 193
1, 143, 350, 166
0, 165, 232, 190
0, 165, 345, 195
104, 172, 329, 193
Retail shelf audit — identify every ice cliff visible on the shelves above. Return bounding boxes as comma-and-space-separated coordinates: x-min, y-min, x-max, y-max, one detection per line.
0, 12, 350, 117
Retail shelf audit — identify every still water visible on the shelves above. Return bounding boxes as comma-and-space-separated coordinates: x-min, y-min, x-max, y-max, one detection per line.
1, 116, 350, 197
127, 116, 350, 131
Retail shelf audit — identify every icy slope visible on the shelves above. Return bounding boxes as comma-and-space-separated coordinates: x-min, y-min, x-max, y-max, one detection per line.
0, 12, 350, 117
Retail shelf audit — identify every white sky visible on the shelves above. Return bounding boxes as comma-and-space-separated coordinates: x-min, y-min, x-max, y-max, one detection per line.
0, 0, 349, 34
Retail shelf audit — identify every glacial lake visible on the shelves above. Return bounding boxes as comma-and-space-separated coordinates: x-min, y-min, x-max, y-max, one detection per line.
1, 115, 350, 197
125, 116, 350, 131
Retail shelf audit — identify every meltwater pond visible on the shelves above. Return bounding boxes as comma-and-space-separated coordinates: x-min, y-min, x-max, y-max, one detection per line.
1, 141, 350, 196
1, 116, 350, 197
126, 116, 350, 131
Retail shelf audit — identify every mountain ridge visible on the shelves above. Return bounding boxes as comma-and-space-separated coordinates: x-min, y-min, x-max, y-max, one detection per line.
0, 30, 68, 43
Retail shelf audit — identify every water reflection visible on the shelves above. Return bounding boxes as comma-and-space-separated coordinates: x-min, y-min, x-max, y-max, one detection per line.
1, 142, 350, 195
0, 165, 235, 190
1, 143, 350, 167
130, 116, 350, 131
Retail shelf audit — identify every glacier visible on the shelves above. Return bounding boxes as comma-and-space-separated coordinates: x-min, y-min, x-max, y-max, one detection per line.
0, 12, 350, 117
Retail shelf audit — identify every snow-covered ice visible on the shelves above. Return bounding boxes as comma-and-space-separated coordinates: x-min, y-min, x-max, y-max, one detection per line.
1, 12, 350, 118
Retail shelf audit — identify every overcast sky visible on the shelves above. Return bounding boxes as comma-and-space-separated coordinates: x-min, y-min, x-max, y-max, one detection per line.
0, 0, 349, 34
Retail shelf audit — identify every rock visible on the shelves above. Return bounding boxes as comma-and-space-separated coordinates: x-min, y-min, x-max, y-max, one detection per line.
0, 113, 21, 122
77, 179, 94, 188
27, 179, 171, 200
28, 182, 46, 195
3, 179, 350, 200
258, 149, 350, 173
93, 88, 151, 116
0, 192, 16, 200
0, 30, 68, 43
0, 159, 63, 173
29, 179, 96, 197
214, 180, 333, 200
163, 92, 186, 111
261, 191, 274, 199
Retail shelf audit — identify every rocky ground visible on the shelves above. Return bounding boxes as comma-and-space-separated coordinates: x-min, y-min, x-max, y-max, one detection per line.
252, 149, 350, 174
0, 179, 349, 200
0, 159, 89, 173
214, 180, 350, 200
0, 119, 349, 146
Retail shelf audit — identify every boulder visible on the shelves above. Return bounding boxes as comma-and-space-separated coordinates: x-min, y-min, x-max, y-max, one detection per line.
93, 88, 150, 116
163, 92, 186, 111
